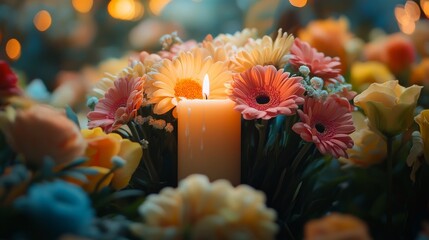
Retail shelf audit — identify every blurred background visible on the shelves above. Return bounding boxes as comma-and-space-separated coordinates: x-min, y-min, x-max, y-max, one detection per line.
0, 0, 427, 91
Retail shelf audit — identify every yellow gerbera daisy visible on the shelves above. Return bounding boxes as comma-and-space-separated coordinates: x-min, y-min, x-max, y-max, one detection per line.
199, 38, 234, 63
230, 29, 294, 73
146, 48, 232, 117
214, 28, 258, 47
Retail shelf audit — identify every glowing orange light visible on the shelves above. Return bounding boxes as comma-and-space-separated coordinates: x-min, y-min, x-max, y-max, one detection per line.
72, 0, 93, 13
395, 6, 408, 23
202, 74, 210, 98
421, 0, 429, 17
404, 0, 420, 21
108, 0, 144, 21
149, 0, 170, 15
133, 1, 145, 20
33, 10, 52, 32
289, 0, 307, 8
399, 19, 416, 35
6, 38, 21, 61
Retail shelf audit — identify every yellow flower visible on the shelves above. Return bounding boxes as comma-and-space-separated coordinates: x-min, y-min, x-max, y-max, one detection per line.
406, 131, 425, 182
230, 29, 294, 73
304, 213, 371, 240
74, 127, 142, 191
354, 80, 422, 137
90, 61, 145, 99
350, 61, 395, 93
146, 48, 231, 117
339, 112, 386, 167
298, 17, 353, 73
131, 174, 278, 239
410, 58, 429, 88
199, 38, 236, 64
0, 104, 86, 167
214, 28, 258, 47
415, 110, 429, 161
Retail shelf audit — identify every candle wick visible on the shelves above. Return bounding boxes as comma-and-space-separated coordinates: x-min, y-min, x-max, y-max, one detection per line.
204, 93, 208, 100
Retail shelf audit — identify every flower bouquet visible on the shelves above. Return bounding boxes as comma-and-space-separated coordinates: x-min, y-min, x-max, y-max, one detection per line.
0, 23, 428, 240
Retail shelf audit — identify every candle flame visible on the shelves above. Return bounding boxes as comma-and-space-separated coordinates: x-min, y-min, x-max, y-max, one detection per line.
202, 74, 210, 99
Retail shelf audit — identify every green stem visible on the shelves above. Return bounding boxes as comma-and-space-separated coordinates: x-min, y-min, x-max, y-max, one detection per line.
94, 166, 118, 192
386, 136, 394, 237
290, 142, 313, 173
251, 120, 268, 177
284, 224, 296, 240
272, 167, 287, 202
127, 121, 159, 183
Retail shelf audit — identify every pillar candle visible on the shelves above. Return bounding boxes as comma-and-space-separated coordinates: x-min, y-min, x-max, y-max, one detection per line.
177, 75, 241, 185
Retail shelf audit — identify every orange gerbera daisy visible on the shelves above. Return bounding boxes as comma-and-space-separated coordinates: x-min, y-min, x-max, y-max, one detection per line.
227, 65, 305, 120
146, 48, 231, 118
230, 29, 294, 73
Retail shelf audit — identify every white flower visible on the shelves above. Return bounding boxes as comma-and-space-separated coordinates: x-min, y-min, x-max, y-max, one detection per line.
131, 175, 278, 240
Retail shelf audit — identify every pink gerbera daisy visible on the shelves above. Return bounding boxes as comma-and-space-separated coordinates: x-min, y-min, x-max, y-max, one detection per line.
289, 38, 342, 85
88, 75, 144, 133
228, 65, 305, 120
292, 96, 355, 158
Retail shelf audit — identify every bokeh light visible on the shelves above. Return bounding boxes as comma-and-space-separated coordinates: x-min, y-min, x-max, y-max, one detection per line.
149, 0, 171, 16
289, 0, 307, 8
72, 0, 93, 13
421, 0, 429, 17
33, 10, 52, 32
394, 6, 407, 23
108, 0, 144, 21
6, 38, 21, 61
394, 1, 421, 35
398, 19, 416, 35
404, 0, 420, 21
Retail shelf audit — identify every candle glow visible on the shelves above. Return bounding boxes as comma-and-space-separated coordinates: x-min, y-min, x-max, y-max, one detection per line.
177, 74, 241, 185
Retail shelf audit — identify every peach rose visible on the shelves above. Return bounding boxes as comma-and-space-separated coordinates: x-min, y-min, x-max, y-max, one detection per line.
298, 17, 353, 73
415, 110, 429, 162
304, 213, 371, 240
364, 33, 416, 74
354, 80, 422, 137
384, 33, 416, 74
0, 105, 86, 167
410, 58, 429, 88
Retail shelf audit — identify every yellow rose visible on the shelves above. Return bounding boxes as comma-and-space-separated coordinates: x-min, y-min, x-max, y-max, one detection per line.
298, 17, 352, 73
354, 80, 422, 137
74, 127, 142, 191
340, 112, 386, 167
415, 110, 429, 162
350, 61, 394, 93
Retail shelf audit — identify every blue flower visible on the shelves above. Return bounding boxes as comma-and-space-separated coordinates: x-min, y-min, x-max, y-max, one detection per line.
14, 180, 95, 239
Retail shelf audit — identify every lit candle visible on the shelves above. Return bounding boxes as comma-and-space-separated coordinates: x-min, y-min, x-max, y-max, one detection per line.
177, 74, 241, 185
